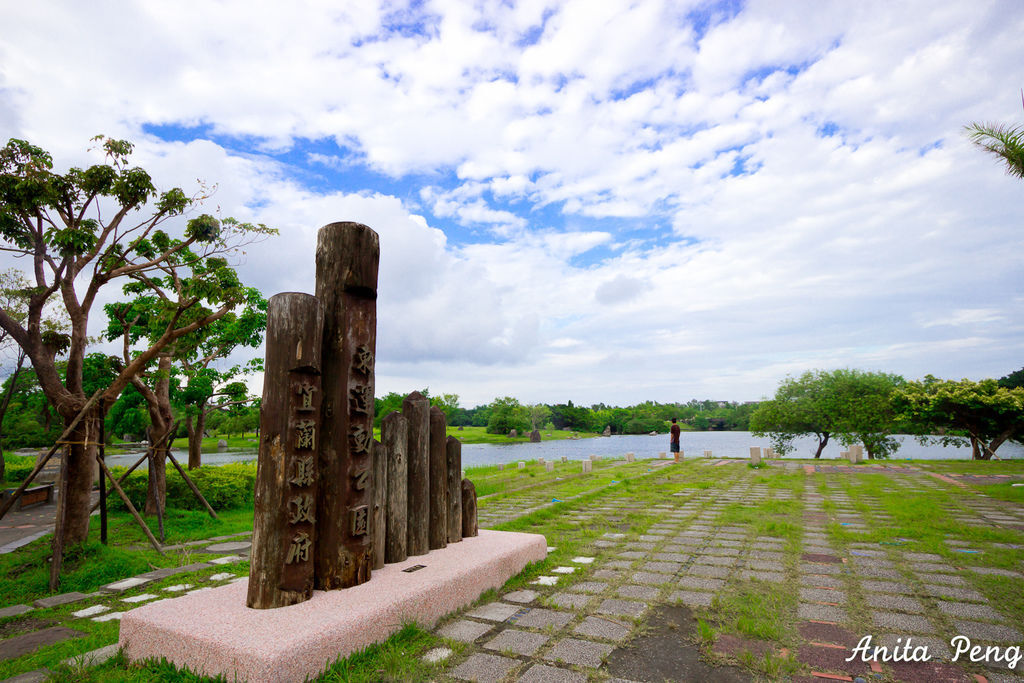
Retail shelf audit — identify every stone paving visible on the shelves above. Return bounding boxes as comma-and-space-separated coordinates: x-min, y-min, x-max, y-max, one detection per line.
427, 459, 1024, 682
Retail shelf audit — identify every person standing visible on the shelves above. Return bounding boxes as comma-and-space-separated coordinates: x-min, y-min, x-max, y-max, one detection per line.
669, 418, 681, 454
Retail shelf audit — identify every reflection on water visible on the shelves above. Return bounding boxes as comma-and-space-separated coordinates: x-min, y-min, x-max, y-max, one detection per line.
104, 431, 1024, 470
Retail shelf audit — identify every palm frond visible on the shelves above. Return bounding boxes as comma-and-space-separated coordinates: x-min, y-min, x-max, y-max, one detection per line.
965, 121, 1024, 179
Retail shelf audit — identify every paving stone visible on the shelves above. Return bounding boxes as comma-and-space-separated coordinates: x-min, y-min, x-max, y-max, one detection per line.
505, 589, 540, 604
421, 646, 452, 663
0, 604, 33, 618
209, 572, 236, 581
694, 554, 734, 566
0, 626, 85, 661
796, 643, 866, 674
465, 602, 522, 622
651, 552, 688, 563
952, 620, 1022, 642
451, 652, 518, 682
617, 551, 646, 560
551, 566, 576, 575
205, 540, 251, 552
864, 593, 924, 612
922, 584, 987, 602
905, 552, 943, 562
874, 633, 951, 660
484, 628, 550, 655
604, 559, 634, 569
208, 554, 244, 565
71, 604, 110, 618
512, 607, 573, 629
100, 577, 152, 593
33, 591, 96, 607
799, 563, 842, 575
592, 569, 625, 580
438, 619, 494, 642
669, 590, 714, 607
616, 584, 659, 600
676, 576, 724, 591
573, 615, 631, 641
688, 565, 730, 578
744, 559, 782, 571
967, 566, 1022, 578
567, 581, 608, 594
630, 571, 673, 585
547, 592, 591, 610
544, 637, 614, 668
917, 572, 967, 586
860, 580, 914, 594
91, 612, 124, 622
871, 612, 936, 632
532, 575, 559, 586
736, 570, 786, 582
61, 643, 119, 668
518, 663, 588, 683
802, 574, 844, 588
2, 669, 52, 683
799, 588, 846, 603
936, 601, 1004, 621
596, 598, 647, 618
797, 603, 847, 622
122, 593, 158, 603
162, 583, 193, 592
797, 621, 858, 647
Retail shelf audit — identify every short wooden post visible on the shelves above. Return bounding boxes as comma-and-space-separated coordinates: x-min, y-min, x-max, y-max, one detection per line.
445, 436, 462, 544
428, 406, 448, 550
461, 479, 478, 538
314, 222, 378, 590
383, 412, 408, 564
248, 292, 323, 609
403, 391, 430, 556
372, 438, 386, 570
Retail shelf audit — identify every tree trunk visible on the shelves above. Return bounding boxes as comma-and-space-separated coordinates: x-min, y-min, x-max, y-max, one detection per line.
0, 348, 27, 479
59, 405, 103, 546
142, 355, 174, 516
188, 408, 207, 470
813, 432, 829, 459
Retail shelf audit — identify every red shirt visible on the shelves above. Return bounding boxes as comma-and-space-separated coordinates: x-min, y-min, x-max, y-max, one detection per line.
670, 423, 680, 443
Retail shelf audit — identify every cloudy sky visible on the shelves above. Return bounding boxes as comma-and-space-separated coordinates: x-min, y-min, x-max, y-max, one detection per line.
1, 0, 1021, 407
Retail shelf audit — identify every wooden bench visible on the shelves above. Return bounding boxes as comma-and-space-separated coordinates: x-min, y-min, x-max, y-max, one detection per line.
1, 482, 55, 510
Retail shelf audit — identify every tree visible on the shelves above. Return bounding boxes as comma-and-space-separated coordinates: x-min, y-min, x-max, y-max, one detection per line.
430, 393, 461, 423
966, 92, 1024, 179
897, 376, 1024, 460
998, 367, 1024, 389
750, 371, 836, 458
751, 369, 904, 459
527, 403, 551, 430
486, 396, 531, 434
0, 136, 274, 545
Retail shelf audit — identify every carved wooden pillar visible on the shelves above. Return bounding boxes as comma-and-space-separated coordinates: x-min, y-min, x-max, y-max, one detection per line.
314, 222, 378, 589
383, 411, 407, 564
445, 436, 462, 544
403, 391, 430, 556
371, 438, 385, 570
461, 478, 478, 538
428, 406, 448, 550
248, 293, 323, 609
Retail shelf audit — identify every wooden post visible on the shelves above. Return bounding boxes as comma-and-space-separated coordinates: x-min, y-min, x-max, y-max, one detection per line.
403, 391, 430, 556
314, 222, 378, 590
247, 292, 323, 609
383, 412, 408, 564
461, 479, 478, 538
428, 406, 448, 551
446, 436, 462, 544
371, 438, 385, 570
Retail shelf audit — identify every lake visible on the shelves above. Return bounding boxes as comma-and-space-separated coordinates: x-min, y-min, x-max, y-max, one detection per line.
104, 431, 1024, 470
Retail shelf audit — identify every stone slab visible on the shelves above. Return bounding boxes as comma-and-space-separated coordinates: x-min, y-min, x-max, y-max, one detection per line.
0, 604, 33, 618
437, 619, 493, 643
119, 529, 546, 683
451, 652, 518, 682
484, 628, 549, 655
33, 591, 95, 608
0, 626, 85, 662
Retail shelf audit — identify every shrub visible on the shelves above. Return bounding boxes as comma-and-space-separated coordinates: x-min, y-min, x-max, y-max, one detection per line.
108, 461, 257, 512
2, 453, 35, 485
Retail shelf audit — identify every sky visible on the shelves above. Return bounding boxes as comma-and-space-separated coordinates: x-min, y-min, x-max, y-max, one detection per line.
0, 0, 1022, 408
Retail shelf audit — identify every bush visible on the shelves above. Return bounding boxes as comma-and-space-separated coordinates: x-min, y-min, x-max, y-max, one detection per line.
2, 453, 35, 485
108, 462, 257, 512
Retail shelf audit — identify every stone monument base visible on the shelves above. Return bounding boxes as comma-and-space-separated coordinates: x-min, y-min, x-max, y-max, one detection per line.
119, 529, 546, 682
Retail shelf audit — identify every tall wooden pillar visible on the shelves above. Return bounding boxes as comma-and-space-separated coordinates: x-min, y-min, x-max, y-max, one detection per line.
371, 438, 386, 570
428, 406, 448, 550
383, 411, 408, 564
314, 222, 378, 590
461, 479, 478, 538
446, 436, 462, 544
403, 391, 430, 556
248, 293, 324, 609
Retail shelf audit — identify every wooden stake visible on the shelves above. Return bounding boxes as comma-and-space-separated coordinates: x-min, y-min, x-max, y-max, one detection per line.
461, 479, 478, 538
403, 391, 430, 556
382, 411, 407, 564
446, 436, 462, 544
428, 406, 448, 551
371, 438, 385, 570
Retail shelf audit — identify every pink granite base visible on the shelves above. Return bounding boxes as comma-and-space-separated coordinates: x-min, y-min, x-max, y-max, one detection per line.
119, 529, 546, 682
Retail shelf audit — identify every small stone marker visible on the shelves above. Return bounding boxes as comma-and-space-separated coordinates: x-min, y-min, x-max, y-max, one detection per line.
545, 462, 554, 472
850, 445, 863, 463
626, 452, 635, 462
498, 463, 504, 470
461, 479, 478, 537
703, 450, 712, 458
589, 454, 597, 461
750, 447, 761, 465
538, 457, 545, 464
518, 461, 526, 470
658, 452, 666, 459
561, 456, 567, 463
582, 460, 592, 473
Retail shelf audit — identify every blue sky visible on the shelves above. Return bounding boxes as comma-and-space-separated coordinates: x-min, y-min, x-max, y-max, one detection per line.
1, 0, 1022, 407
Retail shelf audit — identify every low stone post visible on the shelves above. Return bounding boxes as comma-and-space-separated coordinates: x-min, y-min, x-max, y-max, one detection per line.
428, 406, 448, 551
248, 293, 323, 609
518, 461, 525, 470
582, 460, 592, 473
403, 391, 430, 556
703, 450, 712, 458
560, 456, 567, 463
461, 479, 478, 537
383, 412, 407, 564
545, 462, 554, 472
446, 437, 462, 544
750, 447, 761, 465
658, 452, 666, 459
